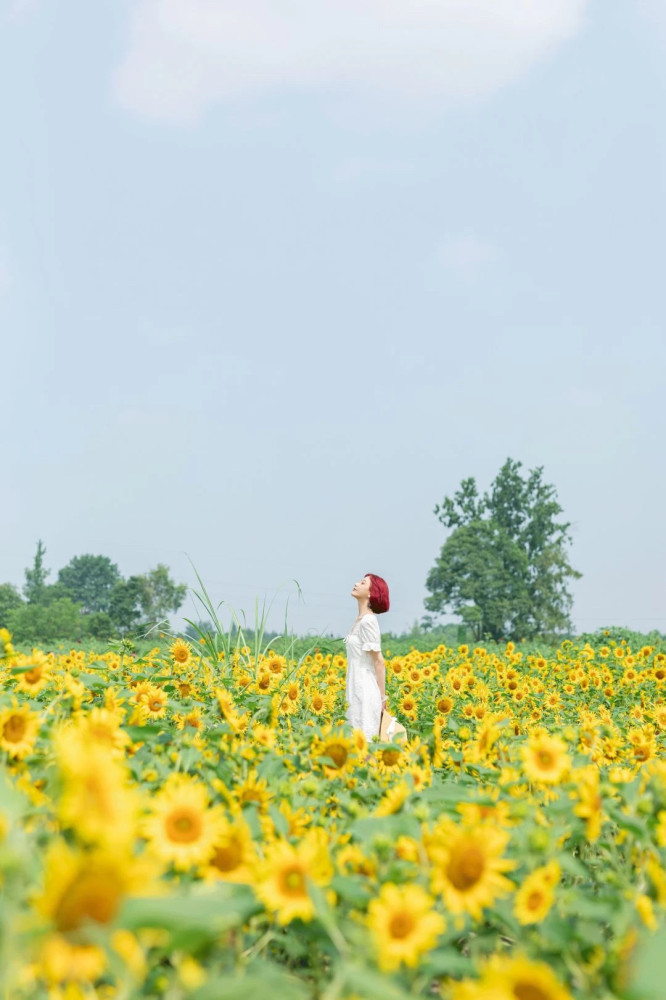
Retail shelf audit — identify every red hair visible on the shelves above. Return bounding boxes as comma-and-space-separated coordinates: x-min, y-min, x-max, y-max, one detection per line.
365, 573, 390, 614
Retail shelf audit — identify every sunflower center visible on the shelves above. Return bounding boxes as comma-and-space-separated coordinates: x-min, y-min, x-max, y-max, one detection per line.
323, 743, 348, 768
527, 890, 545, 911
389, 912, 415, 939
281, 865, 306, 896
165, 808, 202, 843
536, 750, 554, 769
513, 984, 550, 1000
55, 872, 121, 932
24, 668, 42, 683
212, 841, 242, 872
3, 715, 26, 742
381, 749, 401, 767
447, 842, 485, 891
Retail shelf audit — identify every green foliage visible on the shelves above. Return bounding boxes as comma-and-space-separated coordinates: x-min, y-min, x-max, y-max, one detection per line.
57, 554, 121, 613
83, 611, 115, 640
425, 458, 581, 641
0, 583, 24, 628
108, 577, 144, 633
22, 539, 49, 604
136, 563, 187, 623
6, 597, 85, 643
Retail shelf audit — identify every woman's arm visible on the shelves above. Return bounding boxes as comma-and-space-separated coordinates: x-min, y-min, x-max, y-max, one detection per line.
367, 649, 387, 706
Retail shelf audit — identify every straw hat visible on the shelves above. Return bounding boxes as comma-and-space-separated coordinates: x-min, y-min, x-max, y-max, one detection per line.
379, 709, 407, 743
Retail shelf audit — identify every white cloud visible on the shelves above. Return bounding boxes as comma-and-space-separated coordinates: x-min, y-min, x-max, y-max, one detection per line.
113, 0, 590, 123
436, 233, 499, 281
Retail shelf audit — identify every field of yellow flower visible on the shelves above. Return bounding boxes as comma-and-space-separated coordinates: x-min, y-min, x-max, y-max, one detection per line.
2, 625, 666, 999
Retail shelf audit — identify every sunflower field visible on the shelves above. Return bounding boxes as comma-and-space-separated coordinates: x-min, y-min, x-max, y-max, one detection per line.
3, 625, 666, 1000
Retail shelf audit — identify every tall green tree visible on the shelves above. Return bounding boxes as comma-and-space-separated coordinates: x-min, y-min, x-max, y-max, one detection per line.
136, 564, 187, 623
57, 554, 121, 614
424, 458, 581, 641
0, 583, 24, 627
108, 577, 144, 634
23, 539, 50, 605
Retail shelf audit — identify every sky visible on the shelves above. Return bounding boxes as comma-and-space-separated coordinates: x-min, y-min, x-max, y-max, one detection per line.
1, 0, 665, 640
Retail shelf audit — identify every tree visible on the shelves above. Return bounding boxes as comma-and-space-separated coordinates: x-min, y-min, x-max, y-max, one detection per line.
7, 597, 85, 643
0, 583, 24, 628
108, 577, 144, 634
136, 565, 187, 624
84, 612, 115, 640
23, 539, 50, 604
57, 555, 121, 614
424, 458, 581, 641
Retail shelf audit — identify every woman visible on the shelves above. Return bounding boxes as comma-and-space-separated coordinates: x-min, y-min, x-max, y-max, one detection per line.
343, 573, 390, 741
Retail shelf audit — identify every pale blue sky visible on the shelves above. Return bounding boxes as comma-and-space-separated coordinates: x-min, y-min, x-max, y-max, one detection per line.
2, 0, 665, 638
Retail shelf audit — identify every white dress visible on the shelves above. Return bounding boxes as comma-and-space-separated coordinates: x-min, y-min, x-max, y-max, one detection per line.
343, 613, 383, 740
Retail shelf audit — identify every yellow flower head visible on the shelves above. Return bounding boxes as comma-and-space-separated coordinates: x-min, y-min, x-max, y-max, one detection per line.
367, 882, 445, 971
253, 829, 333, 925
0, 702, 39, 758
521, 732, 571, 785
142, 775, 226, 871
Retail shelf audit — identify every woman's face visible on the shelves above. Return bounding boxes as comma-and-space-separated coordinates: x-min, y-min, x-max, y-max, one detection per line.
351, 575, 371, 600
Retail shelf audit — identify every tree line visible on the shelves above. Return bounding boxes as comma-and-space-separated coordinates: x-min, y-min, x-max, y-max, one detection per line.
0, 542, 186, 642
0, 459, 608, 646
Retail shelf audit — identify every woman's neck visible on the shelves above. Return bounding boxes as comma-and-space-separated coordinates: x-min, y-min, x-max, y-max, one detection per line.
356, 598, 372, 617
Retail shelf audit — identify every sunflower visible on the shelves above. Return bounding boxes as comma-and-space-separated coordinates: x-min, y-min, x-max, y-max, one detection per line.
35, 840, 151, 934
279, 800, 311, 838
142, 776, 225, 870
571, 765, 603, 840
232, 770, 273, 812
215, 687, 248, 733
426, 818, 515, 920
514, 862, 559, 924
175, 706, 204, 732
38, 935, 107, 986
144, 686, 168, 719
203, 816, 258, 883
251, 722, 277, 748
336, 843, 377, 877
374, 780, 411, 817
367, 882, 445, 971
57, 746, 139, 846
170, 639, 192, 666
253, 829, 333, 925
521, 732, 570, 785
312, 728, 356, 776
0, 700, 38, 759
436, 695, 454, 714
400, 694, 418, 717
308, 690, 329, 715
481, 953, 574, 1000
373, 743, 407, 776
15, 655, 51, 696
74, 707, 130, 755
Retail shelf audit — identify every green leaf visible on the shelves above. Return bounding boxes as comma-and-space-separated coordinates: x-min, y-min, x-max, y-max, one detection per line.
190, 963, 310, 1000
625, 925, 666, 1000
419, 949, 475, 979
340, 963, 414, 1000
118, 888, 261, 950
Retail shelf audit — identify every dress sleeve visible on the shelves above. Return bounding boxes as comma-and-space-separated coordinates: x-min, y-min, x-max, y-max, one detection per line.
359, 616, 381, 652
